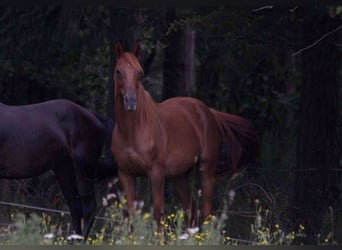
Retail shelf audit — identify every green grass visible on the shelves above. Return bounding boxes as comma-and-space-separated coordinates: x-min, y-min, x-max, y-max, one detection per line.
0, 194, 319, 246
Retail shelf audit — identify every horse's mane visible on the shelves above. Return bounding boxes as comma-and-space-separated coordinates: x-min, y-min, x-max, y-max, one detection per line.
121, 52, 144, 73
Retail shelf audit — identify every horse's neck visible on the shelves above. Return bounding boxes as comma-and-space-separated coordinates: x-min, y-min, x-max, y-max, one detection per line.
0, 102, 10, 111
115, 89, 161, 138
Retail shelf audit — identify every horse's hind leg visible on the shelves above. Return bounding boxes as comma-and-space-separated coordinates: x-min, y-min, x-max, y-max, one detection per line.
73, 158, 97, 239
173, 174, 197, 227
53, 161, 83, 235
199, 161, 216, 222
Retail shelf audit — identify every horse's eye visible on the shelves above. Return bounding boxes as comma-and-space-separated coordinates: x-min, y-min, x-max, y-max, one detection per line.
116, 70, 121, 75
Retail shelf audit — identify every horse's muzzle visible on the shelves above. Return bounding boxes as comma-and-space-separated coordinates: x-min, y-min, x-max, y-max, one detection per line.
124, 93, 137, 112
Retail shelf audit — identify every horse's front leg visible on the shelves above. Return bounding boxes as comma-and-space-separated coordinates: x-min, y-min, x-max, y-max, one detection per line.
75, 166, 97, 240
53, 161, 83, 235
149, 166, 165, 230
118, 170, 136, 216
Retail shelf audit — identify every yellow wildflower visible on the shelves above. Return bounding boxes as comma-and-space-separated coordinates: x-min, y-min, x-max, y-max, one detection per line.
143, 213, 150, 220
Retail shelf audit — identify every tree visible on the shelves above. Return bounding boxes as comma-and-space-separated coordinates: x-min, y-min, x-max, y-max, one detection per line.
163, 9, 196, 99
0, 7, 109, 109
291, 7, 341, 242
107, 8, 145, 119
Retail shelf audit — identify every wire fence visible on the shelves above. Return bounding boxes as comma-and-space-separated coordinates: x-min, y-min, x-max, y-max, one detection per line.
0, 201, 112, 222
258, 167, 342, 172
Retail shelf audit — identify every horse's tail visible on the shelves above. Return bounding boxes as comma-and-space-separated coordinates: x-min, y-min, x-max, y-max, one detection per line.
210, 109, 259, 178
91, 111, 118, 179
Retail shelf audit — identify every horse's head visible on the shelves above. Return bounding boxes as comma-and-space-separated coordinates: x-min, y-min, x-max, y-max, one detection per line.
114, 42, 144, 112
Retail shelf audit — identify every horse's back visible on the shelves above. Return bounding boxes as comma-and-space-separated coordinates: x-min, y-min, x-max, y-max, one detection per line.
0, 99, 104, 178
37, 99, 105, 161
160, 97, 219, 133
14, 99, 104, 146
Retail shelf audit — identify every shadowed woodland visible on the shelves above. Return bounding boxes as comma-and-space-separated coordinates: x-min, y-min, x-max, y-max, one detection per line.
0, 6, 341, 245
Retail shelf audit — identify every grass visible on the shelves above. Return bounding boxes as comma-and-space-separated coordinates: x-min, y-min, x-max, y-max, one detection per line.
0, 191, 320, 246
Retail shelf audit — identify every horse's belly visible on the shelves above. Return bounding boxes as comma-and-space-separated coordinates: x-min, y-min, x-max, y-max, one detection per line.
164, 153, 199, 176
0, 139, 65, 179
163, 130, 201, 176
0, 161, 47, 179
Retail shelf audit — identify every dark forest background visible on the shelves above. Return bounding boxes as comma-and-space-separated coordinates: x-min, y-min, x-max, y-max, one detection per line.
0, 6, 341, 244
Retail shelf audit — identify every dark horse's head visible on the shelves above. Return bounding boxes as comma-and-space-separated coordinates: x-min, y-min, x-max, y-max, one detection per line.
114, 42, 144, 112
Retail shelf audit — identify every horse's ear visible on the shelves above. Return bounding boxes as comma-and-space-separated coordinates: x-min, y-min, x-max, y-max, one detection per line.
115, 42, 123, 59
133, 41, 141, 58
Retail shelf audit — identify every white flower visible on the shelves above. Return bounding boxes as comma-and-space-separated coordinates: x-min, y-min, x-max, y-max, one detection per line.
67, 234, 84, 240
187, 227, 199, 234
198, 189, 202, 197
102, 197, 108, 206
228, 190, 236, 204
106, 193, 117, 200
44, 233, 54, 239
133, 200, 138, 209
178, 233, 190, 240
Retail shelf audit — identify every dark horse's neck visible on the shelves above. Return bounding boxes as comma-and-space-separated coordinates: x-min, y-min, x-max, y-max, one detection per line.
0, 102, 9, 108
115, 87, 161, 138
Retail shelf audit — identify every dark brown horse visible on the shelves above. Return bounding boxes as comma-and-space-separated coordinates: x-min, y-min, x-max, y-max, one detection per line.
0, 99, 115, 238
111, 42, 259, 228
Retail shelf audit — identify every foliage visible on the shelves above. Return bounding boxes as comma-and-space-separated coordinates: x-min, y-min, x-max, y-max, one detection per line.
0, 7, 109, 111
250, 199, 305, 245
3, 213, 44, 245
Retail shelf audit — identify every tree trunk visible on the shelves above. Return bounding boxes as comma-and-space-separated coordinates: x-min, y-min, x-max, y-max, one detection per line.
106, 8, 144, 160
196, 56, 220, 108
163, 10, 195, 99
107, 7, 145, 116
292, 9, 341, 242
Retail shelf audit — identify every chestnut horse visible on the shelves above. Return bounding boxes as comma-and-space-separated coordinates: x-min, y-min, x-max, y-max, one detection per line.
111, 42, 259, 227
0, 99, 115, 238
